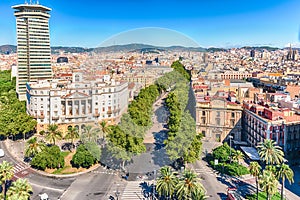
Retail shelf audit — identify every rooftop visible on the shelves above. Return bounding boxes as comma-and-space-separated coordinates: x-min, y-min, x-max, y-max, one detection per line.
12, 4, 51, 12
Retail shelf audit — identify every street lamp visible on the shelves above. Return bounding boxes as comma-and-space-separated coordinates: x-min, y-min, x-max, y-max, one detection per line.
152, 170, 156, 200
229, 135, 233, 163
115, 184, 120, 200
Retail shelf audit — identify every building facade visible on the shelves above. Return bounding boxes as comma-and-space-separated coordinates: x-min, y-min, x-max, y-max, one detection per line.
195, 93, 243, 142
26, 73, 128, 133
243, 101, 300, 165
12, 3, 52, 100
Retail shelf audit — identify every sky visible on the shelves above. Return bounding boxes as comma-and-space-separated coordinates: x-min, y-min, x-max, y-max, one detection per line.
0, 0, 300, 48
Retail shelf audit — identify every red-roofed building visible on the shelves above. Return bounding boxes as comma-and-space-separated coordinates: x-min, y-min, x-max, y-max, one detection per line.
243, 100, 300, 164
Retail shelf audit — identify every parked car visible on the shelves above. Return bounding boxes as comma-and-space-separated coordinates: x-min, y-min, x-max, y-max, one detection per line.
0, 149, 4, 157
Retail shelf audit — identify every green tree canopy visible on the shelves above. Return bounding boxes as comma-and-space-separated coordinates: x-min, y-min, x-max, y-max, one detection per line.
71, 144, 97, 169
31, 145, 65, 170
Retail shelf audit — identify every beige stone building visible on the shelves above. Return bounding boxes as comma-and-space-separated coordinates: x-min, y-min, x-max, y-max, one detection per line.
195, 94, 243, 142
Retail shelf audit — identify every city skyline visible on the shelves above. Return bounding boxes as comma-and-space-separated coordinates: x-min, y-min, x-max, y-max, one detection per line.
1, 0, 300, 48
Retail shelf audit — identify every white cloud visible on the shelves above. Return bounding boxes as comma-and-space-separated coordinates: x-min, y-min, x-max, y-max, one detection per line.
284, 42, 300, 48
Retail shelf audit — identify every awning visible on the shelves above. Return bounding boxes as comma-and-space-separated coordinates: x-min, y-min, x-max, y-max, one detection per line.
240, 146, 260, 161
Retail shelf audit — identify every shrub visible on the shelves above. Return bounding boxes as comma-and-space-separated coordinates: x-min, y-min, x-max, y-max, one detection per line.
71, 144, 96, 169
210, 162, 249, 176
31, 145, 65, 170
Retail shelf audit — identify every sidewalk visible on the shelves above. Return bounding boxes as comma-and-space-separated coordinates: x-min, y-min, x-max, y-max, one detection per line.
4, 139, 26, 163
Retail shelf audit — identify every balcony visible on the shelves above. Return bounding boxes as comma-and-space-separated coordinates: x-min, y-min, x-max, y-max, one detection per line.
107, 110, 112, 115
52, 116, 59, 120
93, 113, 100, 117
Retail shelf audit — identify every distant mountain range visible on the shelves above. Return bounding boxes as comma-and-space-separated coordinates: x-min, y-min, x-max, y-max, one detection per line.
0, 43, 296, 54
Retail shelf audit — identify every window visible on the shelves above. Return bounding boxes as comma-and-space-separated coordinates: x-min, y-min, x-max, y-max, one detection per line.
231, 112, 235, 118
216, 134, 221, 142
216, 118, 220, 126
201, 130, 206, 137
201, 117, 206, 124
202, 111, 205, 116
230, 119, 235, 127
216, 111, 220, 117
75, 74, 80, 82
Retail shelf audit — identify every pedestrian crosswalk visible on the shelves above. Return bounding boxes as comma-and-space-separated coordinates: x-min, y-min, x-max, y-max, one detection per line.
92, 169, 117, 175
194, 168, 215, 176
121, 181, 144, 200
192, 162, 216, 177
13, 162, 30, 174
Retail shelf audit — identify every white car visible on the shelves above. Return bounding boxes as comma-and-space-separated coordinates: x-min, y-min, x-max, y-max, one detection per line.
0, 149, 4, 157
39, 193, 49, 200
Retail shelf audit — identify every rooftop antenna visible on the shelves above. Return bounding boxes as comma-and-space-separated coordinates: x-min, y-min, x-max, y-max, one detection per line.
37, 0, 39, 4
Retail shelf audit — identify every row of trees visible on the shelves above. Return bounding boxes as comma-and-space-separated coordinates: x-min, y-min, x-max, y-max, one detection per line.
165, 92, 181, 135
249, 139, 294, 200
128, 84, 160, 127
160, 61, 202, 164
156, 166, 206, 200
165, 111, 203, 164
0, 70, 36, 139
0, 161, 32, 200
170, 60, 191, 81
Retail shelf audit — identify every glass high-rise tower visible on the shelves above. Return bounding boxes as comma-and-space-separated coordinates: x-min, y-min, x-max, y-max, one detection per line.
12, 3, 52, 100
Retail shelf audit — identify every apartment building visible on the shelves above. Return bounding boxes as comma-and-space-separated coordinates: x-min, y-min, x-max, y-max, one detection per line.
243, 101, 300, 164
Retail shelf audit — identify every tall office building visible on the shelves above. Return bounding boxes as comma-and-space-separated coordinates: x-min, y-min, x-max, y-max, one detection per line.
12, 3, 52, 100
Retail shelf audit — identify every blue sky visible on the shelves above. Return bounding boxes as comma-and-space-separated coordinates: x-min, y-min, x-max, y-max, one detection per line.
1, 0, 300, 48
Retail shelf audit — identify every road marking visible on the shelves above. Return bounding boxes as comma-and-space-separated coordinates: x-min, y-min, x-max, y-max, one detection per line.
121, 181, 143, 200
29, 181, 65, 192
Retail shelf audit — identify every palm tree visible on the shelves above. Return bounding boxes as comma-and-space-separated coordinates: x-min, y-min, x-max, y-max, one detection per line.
0, 161, 14, 198
249, 161, 261, 200
24, 136, 45, 157
176, 170, 205, 200
99, 121, 109, 140
257, 139, 284, 165
259, 170, 278, 200
82, 125, 99, 143
276, 164, 294, 200
6, 178, 32, 200
191, 187, 207, 200
65, 126, 79, 149
156, 166, 178, 199
232, 150, 244, 164
45, 124, 62, 145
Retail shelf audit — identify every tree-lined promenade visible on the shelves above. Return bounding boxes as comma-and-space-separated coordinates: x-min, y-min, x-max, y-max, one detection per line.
0, 62, 296, 200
